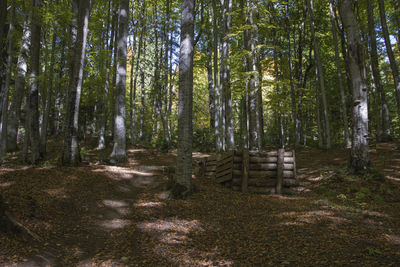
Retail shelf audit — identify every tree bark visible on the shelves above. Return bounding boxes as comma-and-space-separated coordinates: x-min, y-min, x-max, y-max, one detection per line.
367, 0, 391, 141
173, 0, 195, 199
222, 0, 234, 151
40, 26, 57, 155
378, 0, 400, 130
62, 0, 92, 165
0, 0, 15, 159
339, 0, 370, 173
212, 0, 223, 152
329, 2, 351, 148
28, 0, 43, 164
308, 0, 331, 149
111, 0, 129, 163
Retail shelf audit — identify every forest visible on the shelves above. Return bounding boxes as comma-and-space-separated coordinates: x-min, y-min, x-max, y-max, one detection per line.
0, 0, 400, 265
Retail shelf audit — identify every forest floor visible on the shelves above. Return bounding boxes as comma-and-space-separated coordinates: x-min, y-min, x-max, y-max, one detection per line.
1, 139, 400, 266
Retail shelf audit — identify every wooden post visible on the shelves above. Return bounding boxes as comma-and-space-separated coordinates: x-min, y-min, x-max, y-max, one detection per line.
276, 148, 284, 194
241, 149, 249, 193
292, 150, 297, 184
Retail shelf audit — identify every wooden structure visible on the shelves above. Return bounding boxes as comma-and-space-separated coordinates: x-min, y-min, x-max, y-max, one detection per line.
204, 149, 297, 194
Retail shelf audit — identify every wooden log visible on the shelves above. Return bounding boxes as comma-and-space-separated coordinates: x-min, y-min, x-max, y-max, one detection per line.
242, 149, 249, 193
217, 156, 234, 168
284, 157, 294, 163
247, 178, 276, 187
283, 178, 298, 187
233, 156, 242, 163
283, 170, 294, 178
236, 151, 293, 157
233, 163, 242, 170
216, 161, 233, 173
206, 165, 217, 171
219, 151, 234, 161
248, 170, 277, 178
205, 172, 215, 177
216, 168, 232, 179
250, 157, 278, 163
232, 186, 241, 191
216, 173, 232, 183
232, 177, 241, 186
276, 148, 284, 195
250, 163, 277, 170
248, 186, 276, 194
292, 150, 297, 182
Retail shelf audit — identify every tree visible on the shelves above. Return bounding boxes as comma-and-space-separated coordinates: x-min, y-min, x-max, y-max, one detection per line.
62, 0, 92, 165
339, 0, 370, 172
110, 0, 129, 163
367, 0, 391, 141
173, 0, 195, 199
28, 0, 43, 164
378, 0, 400, 129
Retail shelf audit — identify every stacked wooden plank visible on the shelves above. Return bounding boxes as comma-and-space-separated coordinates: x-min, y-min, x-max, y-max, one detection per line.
205, 149, 297, 194
204, 154, 218, 178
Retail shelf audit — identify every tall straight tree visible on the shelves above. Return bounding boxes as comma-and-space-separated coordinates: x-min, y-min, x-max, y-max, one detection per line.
0, 0, 7, 130
173, 0, 195, 199
367, 0, 391, 141
221, 0, 234, 150
111, 0, 129, 162
28, 0, 43, 164
62, 0, 92, 165
7, 18, 30, 152
308, 0, 331, 149
0, 0, 15, 158
329, 2, 351, 148
378, 0, 400, 129
339, 0, 370, 172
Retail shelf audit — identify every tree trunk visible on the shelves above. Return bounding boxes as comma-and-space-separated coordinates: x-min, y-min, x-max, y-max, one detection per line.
40, 26, 57, 156
221, 0, 234, 151
62, 0, 92, 165
173, 0, 195, 199
246, 0, 261, 151
339, 0, 370, 173
7, 19, 29, 152
111, 0, 129, 163
0, 0, 8, 136
329, 2, 351, 148
212, 0, 223, 152
378, 0, 400, 130
367, 0, 391, 141
0, 0, 15, 159
28, 0, 43, 164
308, 0, 331, 149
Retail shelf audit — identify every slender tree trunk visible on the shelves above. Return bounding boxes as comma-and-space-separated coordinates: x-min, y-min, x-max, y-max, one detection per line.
367, 0, 391, 141
62, 0, 92, 165
273, 31, 284, 148
221, 0, 234, 150
212, 0, 222, 152
111, 0, 129, 162
339, 0, 370, 173
7, 19, 30, 152
246, 0, 261, 151
330, 2, 351, 148
173, 0, 195, 199
0, 0, 15, 159
308, 0, 331, 149
0, 0, 8, 134
97, 0, 112, 150
207, 26, 215, 132
378, 0, 400, 129
28, 0, 43, 164
40, 26, 57, 155
285, 4, 298, 148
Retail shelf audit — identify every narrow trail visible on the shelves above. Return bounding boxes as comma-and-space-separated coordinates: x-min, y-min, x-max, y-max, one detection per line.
1, 144, 400, 266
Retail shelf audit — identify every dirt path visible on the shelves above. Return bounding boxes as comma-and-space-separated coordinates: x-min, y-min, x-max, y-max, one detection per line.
1, 144, 400, 266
